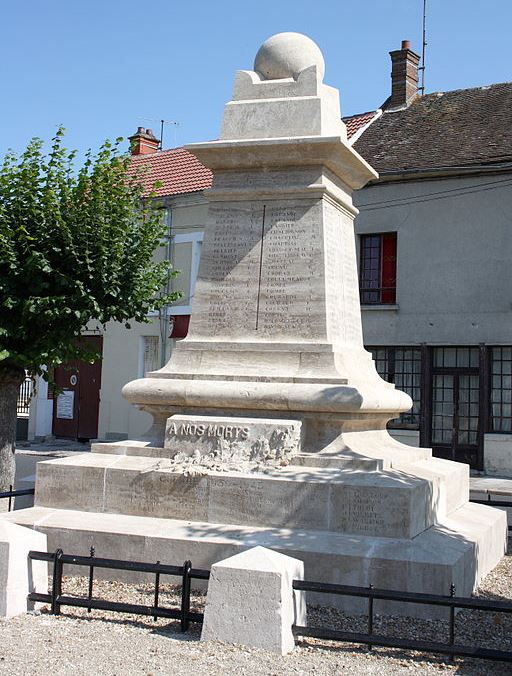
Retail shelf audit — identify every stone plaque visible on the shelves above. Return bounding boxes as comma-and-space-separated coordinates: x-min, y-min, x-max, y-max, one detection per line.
164, 415, 302, 465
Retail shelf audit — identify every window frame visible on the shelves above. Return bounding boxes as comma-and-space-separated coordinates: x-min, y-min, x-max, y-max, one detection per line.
367, 345, 422, 430
490, 346, 512, 434
147, 230, 204, 317
359, 232, 397, 305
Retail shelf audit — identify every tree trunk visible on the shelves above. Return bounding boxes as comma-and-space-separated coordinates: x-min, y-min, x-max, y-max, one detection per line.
0, 367, 25, 492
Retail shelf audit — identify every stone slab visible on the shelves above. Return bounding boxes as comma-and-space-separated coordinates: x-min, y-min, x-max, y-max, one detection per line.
164, 414, 302, 463
201, 546, 306, 654
32, 453, 468, 538
1, 502, 506, 619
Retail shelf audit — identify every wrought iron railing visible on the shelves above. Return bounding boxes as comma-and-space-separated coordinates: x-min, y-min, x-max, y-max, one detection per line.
25, 547, 512, 663
17, 374, 33, 416
0, 486, 35, 511
292, 578, 512, 663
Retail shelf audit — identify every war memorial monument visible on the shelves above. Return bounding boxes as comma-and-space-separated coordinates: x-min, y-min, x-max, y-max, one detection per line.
3, 33, 507, 619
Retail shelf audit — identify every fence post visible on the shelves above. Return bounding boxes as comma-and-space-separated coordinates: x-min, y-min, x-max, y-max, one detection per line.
50, 549, 64, 615
153, 560, 161, 622
87, 547, 95, 613
449, 583, 456, 660
367, 583, 374, 650
181, 560, 192, 632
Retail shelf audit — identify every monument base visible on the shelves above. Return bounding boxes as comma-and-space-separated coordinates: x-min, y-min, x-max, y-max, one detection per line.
4, 500, 505, 619
2, 445, 507, 619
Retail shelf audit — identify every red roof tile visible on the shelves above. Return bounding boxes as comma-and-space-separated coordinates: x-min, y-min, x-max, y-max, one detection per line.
343, 111, 379, 139
128, 147, 213, 198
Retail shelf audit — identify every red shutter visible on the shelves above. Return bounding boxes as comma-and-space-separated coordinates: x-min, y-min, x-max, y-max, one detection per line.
170, 315, 191, 339
381, 233, 397, 304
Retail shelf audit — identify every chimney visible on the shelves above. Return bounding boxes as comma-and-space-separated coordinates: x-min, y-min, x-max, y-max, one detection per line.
128, 127, 160, 155
385, 39, 420, 109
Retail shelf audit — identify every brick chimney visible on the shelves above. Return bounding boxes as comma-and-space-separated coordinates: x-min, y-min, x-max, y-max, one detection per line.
128, 127, 160, 155
385, 40, 420, 109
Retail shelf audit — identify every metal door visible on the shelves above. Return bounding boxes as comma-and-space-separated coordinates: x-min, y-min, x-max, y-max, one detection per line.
53, 336, 102, 440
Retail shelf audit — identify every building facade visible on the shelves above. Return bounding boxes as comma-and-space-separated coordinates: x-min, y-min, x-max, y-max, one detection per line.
351, 42, 512, 474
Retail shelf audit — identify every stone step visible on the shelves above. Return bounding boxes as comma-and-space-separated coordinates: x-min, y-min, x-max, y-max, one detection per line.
35, 453, 468, 539
3, 502, 506, 619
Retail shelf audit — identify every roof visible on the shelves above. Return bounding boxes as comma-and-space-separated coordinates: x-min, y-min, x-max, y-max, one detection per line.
353, 82, 512, 174
343, 111, 379, 140
130, 118, 369, 198
130, 83, 512, 195
129, 147, 213, 197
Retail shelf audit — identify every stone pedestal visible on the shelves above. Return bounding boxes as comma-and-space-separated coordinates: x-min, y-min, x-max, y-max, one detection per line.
1, 32, 507, 617
201, 546, 305, 654
0, 521, 47, 618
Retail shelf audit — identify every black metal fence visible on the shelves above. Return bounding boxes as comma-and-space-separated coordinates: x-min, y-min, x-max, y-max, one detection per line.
0, 486, 35, 512
28, 549, 210, 631
292, 579, 512, 663
26, 547, 512, 663
17, 375, 33, 416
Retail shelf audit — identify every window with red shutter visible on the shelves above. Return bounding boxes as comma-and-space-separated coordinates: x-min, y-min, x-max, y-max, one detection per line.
360, 232, 397, 304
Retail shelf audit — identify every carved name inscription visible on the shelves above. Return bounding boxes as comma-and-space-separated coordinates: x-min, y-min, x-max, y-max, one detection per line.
257, 203, 323, 338
198, 202, 262, 333
195, 198, 327, 340
335, 488, 396, 536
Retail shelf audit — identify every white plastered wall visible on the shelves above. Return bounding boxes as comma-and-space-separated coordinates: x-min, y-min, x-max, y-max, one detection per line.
97, 192, 208, 440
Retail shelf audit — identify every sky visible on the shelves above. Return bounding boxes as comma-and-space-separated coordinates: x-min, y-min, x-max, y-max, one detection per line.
1, 1, 511, 158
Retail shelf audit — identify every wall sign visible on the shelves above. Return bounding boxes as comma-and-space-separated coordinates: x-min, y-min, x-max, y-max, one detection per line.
56, 390, 75, 419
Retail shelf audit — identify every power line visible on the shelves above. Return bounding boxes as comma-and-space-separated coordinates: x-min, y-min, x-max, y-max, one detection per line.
357, 176, 512, 210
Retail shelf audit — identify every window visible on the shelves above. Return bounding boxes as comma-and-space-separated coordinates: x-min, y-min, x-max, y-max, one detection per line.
360, 233, 397, 304
170, 231, 204, 315
433, 347, 479, 369
491, 347, 512, 433
368, 346, 421, 428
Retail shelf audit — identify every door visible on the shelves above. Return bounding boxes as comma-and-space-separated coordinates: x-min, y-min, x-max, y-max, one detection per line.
53, 336, 103, 440
431, 371, 480, 466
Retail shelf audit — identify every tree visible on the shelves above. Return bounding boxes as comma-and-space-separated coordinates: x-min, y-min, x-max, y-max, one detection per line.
0, 128, 179, 490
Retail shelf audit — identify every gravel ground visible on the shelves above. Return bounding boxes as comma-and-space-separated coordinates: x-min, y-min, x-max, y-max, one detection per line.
1, 544, 512, 675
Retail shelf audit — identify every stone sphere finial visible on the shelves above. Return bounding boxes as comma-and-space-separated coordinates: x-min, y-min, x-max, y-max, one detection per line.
254, 32, 325, 81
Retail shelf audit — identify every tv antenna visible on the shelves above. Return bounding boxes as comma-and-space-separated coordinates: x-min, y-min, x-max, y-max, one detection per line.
419, 0, 428, 94
140, 118, 181, 148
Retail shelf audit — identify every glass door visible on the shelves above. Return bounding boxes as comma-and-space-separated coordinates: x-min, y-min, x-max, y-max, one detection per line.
431, 371, 480, 466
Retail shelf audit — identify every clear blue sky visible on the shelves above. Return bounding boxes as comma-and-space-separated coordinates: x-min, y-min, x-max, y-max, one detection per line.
2, 1, 511, 158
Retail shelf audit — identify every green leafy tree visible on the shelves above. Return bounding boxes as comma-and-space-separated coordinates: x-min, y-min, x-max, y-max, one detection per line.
0, 128, 179, 489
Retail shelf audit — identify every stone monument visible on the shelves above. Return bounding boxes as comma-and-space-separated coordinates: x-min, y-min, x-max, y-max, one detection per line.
4, 32, 506, 615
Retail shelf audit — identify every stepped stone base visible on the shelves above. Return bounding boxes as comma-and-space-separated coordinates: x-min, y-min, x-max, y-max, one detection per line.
32, 453, 470, 539
4, 501, 506, 619
1, 447, 505, 619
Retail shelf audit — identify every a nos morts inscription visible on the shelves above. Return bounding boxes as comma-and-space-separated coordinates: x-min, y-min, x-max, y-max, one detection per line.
164, 415, 302, 465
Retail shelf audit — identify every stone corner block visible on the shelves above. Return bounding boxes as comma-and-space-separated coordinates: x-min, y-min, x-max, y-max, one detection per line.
0, 521, 48, 618
200, 545, 306, 655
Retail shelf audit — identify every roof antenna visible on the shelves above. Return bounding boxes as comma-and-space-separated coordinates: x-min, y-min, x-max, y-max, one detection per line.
159, 119, 180, 149
140, 118, 180, 149
419, 0, 428, 94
